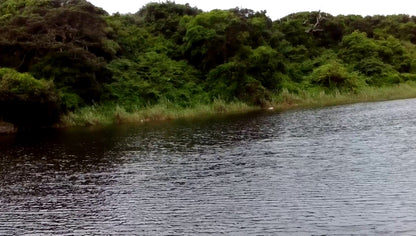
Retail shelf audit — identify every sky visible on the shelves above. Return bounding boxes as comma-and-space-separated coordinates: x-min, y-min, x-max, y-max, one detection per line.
88, 0, 415, 20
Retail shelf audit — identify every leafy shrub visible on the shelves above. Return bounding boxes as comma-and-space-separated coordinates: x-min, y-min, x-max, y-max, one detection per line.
353, 57, 402, 85
0, 68, 60, 127
105, 53, 207, 109
60, 92, 84, 111
355, 57, 388, 77
206, 62, 245, 101
400, 73, 416, 82
206, 61, 271, 106
247, 46, 285, 90
310, 61, 365, 91
339, 31, 379, 63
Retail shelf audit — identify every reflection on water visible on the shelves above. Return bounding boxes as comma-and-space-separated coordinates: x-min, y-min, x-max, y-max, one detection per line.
2, 99, 416, 234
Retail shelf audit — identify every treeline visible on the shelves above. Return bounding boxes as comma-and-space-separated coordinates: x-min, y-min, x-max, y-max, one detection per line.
1, 0, 416, 127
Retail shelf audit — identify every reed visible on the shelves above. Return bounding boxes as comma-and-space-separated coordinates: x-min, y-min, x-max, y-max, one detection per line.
60, 99, 257, 127
272, 82, 416, 111
60, 82, 416, 127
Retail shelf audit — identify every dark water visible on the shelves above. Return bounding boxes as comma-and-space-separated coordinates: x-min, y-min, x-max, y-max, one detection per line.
2, 99, 416, 235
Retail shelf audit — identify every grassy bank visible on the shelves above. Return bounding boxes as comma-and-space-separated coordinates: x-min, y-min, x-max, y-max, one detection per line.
1, 82, 416, 131
272, 82, 416, 111
59, 82, 416, 128
60, 99, 258, 127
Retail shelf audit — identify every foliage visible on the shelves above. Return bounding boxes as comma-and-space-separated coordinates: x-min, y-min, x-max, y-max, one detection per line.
0, 0, 114, 107
0, 68, 60, 127
137, 1, 201, 38
182, 10, 241, 71
310, 61, 365, 91
105, 53, 207, 109
1, 1, 416, 127
206, 60, 271, 106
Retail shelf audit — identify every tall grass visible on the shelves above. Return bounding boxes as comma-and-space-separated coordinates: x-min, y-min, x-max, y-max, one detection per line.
61, 82, 416, 127
272, 82, 416, 111
60, 99, 257, 127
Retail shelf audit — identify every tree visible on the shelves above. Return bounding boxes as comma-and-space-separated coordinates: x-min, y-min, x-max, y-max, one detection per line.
0, 68, 60, 128
105, 53, 206, 109
309, 61, 364, 91
0, 0, 116, 107
339, 31, 379, 62
182, 10, 239, 71
137, 1, 201, 38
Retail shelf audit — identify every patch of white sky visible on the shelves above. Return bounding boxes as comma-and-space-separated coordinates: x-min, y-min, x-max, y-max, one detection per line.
88, 0, 415, 20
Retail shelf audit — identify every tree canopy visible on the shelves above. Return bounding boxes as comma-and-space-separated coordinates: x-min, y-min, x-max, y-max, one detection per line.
1, 1, 416, 127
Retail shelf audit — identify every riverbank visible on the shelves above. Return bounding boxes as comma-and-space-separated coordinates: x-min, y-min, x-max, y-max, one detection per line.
2, 82, 416, 133
61, 82, 416, 127
273, 82, 416, 111
59, 99, 259, 127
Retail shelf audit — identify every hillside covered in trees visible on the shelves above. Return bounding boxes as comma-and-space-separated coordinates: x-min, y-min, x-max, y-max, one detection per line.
1, 0, 416, 128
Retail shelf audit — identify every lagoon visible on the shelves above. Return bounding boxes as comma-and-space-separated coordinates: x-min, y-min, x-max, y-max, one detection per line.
1, 98, 416, 234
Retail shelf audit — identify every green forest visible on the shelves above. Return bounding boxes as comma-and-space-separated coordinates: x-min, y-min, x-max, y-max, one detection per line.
2, 0, 416, 128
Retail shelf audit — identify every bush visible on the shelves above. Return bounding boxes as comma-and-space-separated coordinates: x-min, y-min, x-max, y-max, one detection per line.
310, 61, 365, 91
206, 61, 245, 101
104, 53, 207, 109
339, 31, 379, 63
206, 62, 271, 106
0, 68, 60, 127
400, 73, 416, 82
355, 57, 388, 77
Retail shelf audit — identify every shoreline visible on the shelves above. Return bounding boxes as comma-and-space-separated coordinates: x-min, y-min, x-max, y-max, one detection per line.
2, 83, 416, 134
273, 83, 416, 111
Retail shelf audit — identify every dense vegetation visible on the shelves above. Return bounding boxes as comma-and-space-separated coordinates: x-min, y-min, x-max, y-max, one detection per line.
1, 0, 416, 127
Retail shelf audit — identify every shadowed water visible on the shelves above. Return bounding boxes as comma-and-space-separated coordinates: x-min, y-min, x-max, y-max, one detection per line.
1, 99, 416, 235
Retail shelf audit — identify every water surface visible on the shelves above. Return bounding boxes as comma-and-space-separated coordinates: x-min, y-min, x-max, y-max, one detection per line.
1, 99, 416, 235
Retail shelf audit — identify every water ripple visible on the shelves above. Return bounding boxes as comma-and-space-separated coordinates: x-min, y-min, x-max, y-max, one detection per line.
2, 99, 416, 234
